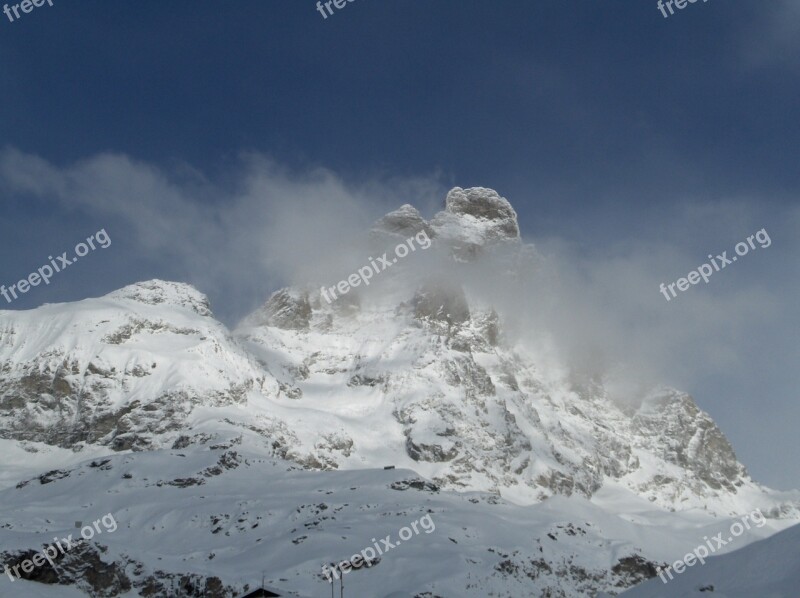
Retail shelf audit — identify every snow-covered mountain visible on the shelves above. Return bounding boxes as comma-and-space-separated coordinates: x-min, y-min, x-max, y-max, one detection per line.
0, 187, 797, 596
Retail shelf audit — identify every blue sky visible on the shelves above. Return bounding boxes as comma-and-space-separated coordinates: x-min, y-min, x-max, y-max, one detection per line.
0, 1, 798, 488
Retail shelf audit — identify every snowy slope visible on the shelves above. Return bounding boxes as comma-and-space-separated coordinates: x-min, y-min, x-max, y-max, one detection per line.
0, 441, 793, 598
620, 522, 800, 598
0, 279, 276, 452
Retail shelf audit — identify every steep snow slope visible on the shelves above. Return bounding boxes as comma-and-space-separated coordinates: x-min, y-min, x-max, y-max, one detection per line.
620, 522, 800, 597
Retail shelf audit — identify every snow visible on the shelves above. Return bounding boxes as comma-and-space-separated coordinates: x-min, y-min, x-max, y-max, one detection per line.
0, 190, 797, 596
621, 522, 800, 597
0, 440, 791, 597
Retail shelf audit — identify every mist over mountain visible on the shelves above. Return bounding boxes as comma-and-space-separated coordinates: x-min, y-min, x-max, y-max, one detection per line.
0, 187, 797, 596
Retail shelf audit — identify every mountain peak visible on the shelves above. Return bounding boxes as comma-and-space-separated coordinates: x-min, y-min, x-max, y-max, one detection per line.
371, 187, 521, 262
372, 204, 431, 239
429, 187, 520, 258
443, 187, 520, 237
105, 280, 213, 317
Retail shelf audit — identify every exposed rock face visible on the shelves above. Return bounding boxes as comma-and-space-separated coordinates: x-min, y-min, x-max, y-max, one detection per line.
438, 187, 520, 240
0, 541, 237, 597
430, 187, 520, 259
372, 187, 520, 260
1, 542, 134, 595
633, 390, 748, 492
372, 203, 433, 240
246, 288, 312, 331
412, 283, 471, 327
106, 279, 213, 317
